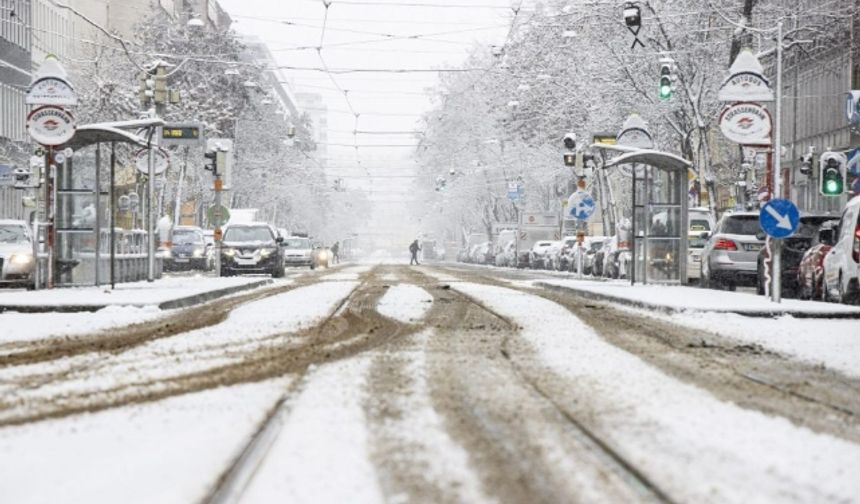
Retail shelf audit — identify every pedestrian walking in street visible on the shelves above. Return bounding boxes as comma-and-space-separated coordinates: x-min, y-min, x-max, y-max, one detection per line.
331, 241, 340, 264
409, 239, 421, 265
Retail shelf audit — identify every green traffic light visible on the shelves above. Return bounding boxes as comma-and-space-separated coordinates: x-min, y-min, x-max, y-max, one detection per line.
821, 161, 844, 196
659, 78, 672, 100
824, 179, 841, 195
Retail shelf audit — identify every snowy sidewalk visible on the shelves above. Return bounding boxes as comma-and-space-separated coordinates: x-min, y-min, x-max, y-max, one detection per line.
536, 279, 860, 318
0, 276, 273, 313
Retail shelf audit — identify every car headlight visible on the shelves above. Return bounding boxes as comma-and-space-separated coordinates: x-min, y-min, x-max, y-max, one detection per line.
9, 253, 33, 265
260, 248, 274, 257
222, 248, 236, 257
157, 249, 172, 259
193, 248, 205, 258
318, 251, 329, 260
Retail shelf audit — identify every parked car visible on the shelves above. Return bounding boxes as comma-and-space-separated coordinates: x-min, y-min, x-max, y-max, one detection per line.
756, 214, 839, 297
686, 208, 715, 283
798, 221, 839, 300
545, 240, 564, 270
592, 242, 608, 277
470, 241, 493, 265
281, 236, 314, 269
601, 235, 631, 279
604, 249, 632, 279
220, 223, 285, 277
700, 211, 764, 290
164, 226, 209, 271
529, 240, 554, 269
558, 237, 579, 271
0, 219, 34, 288
456, 248, 471, 263
579, 237, 607, 275
822, 195, 860, 303
495, 240, 516, 267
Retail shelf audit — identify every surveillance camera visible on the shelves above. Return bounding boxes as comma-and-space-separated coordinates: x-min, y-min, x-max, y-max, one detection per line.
563, 132, 577, 150
449, 168, 456, 176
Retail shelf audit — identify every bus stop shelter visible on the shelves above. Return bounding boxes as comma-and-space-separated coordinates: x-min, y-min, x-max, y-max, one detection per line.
38, 119, 164, 288
604, 149, 694, 285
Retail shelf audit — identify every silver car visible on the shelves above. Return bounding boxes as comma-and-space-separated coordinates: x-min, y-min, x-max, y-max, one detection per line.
700, 212, 764, 290
0, 220, 35, 288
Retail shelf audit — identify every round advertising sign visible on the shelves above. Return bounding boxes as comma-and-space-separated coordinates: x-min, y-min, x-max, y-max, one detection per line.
25, 106, 76, 146
719, 102, 772, 146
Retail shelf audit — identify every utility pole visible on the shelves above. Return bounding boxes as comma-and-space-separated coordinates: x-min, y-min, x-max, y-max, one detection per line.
139, 61, 173, 282
772, 22, 784, 303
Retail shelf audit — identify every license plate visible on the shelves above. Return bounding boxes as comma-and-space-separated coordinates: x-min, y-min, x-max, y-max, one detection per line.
174, 258, 189, 263
237, 258, 257, 266
745, 244, 762, 252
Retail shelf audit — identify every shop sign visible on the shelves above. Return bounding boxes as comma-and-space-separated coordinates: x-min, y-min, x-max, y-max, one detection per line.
25, 106, 76, 146
719, 102, 772, 146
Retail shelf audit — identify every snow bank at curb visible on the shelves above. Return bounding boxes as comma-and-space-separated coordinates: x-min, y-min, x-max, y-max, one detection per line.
454, 282, 860, 504
376, 284, 433, 323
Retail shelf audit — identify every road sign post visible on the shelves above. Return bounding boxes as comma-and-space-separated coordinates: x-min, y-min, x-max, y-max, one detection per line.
759, 198, 799, 303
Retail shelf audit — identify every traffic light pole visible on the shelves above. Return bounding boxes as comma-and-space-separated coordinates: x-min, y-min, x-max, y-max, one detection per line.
214, 173, 223, 278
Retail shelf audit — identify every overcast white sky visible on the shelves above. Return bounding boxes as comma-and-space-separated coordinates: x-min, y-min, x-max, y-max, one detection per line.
218, 0, 526, 243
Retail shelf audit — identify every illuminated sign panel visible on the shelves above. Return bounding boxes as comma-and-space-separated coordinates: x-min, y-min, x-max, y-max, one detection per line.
159, 123, 204, 146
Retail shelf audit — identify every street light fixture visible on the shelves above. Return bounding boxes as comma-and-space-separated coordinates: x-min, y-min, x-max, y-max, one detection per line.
187, 16, 205, 28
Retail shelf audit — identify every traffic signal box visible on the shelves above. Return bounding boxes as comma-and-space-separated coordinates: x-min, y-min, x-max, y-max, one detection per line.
820, 152, 846, 196
658, 57, 675, 100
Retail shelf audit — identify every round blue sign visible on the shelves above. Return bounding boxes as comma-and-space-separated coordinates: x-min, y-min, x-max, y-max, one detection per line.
759, 198, 800, 238
567, 191, 595, 221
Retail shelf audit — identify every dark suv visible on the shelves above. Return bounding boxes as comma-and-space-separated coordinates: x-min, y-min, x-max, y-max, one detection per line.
164, 226, 208, 271
220, 223, 285, 277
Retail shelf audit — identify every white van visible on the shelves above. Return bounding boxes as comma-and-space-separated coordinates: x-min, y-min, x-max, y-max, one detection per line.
687, 207, 715, 281
822, 195, 860, 303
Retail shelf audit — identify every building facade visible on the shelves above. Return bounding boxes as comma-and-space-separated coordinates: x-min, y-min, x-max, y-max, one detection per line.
780, 4, 858, 213
1, 0, 32, 220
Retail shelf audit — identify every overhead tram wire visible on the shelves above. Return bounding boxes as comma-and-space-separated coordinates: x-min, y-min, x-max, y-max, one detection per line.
268, 24, 511, 52
303, 0, 521, 9
313, 1, 370, 178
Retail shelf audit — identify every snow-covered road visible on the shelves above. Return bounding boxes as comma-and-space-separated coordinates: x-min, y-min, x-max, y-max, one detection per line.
1, 264, 858, 504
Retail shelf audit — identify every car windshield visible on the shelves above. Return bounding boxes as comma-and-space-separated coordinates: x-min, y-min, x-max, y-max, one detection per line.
224, 226, 273, 243
721, 216, 760, 235
589, 242, 604, 252
795, 218, 838, 239
284, 238, 311, 249
172, 231, 203, 244
689, 219, 710, 232
0, 225, 28, 244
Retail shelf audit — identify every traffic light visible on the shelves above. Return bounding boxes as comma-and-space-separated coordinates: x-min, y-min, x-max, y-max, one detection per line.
658, 57, 675, 100
204, 150, 226, 176
819, 151, 847, 196
138, 72, 155, 107
799, 153, 813, 176
154, 65, 168, 105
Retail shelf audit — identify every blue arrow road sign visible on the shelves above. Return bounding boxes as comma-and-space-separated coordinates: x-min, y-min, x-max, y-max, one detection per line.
847, 147, 860, 177
759, 198, 799, 238
567, 191, 595, 221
